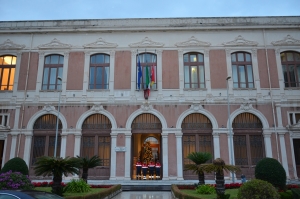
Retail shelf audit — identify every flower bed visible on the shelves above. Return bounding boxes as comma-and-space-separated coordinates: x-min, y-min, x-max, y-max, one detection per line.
32, 181, 112, 189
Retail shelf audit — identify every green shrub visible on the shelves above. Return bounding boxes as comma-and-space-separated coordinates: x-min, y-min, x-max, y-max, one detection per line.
64, 179, 91, 193
196, 184, 216, 194
291, 188, 300, 199
279, 190, 293, 199
1, 157, 29, 175
255, 157, 286, 190
0, 171, 33, 190
237, 179, 280, 199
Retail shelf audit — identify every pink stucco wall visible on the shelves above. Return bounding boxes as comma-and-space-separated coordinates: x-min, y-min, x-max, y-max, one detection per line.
257, 49, 279, 89
114, 51, 131, 89
18, 52, 39, 91
209, 50, 227, 89
162, 50, 179, 89
66, 52, 84, 90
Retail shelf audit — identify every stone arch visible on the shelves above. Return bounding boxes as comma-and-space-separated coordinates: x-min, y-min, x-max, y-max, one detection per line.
27, 105, 67, 132
126, 105, 167, 129
76, 105, 117, 130
176, 104, 218, 129
229, 105, 269, 129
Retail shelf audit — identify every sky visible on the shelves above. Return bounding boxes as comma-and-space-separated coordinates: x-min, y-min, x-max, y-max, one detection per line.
1, 0, 299, 21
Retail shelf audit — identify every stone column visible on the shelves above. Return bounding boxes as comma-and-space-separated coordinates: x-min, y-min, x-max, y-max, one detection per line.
279, 132, 289, 179
263, 130, 273, 158
124, 131, 132, 180
175, 131, 184, 180
110, 132, 118, 180
161, 132, 169, 180
23, 132, 33, 167
212, 130, 221, 159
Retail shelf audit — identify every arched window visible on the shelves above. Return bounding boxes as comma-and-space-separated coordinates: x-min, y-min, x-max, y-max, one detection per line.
42, 54, 64, 90
233, 113, 264, 178
31, 114, 62, 164
183, 52, 205, 89
89, 53, 110, 89
136, 53, 157, 90
0, 55, 16, 90
231, 52, 254, 88
281, 51, 300, 87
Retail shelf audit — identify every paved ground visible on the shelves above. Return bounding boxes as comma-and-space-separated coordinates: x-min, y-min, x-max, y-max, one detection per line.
112, 191, 172, 199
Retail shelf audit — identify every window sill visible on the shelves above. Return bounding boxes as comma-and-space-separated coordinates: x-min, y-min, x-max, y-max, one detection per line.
0, 90, 13, 92
39, 90, 61, 92
87, 89, 110, 92
183, 88, 207, 91
233, 88, 256, 90
135, 89, 158, 91
284, 87, 300, 90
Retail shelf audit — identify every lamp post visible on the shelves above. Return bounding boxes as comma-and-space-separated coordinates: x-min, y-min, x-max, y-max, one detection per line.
226, 76, 235, 183
54, 76, 62, 158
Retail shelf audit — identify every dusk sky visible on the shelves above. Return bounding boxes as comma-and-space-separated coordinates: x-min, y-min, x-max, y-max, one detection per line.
1, 0, 299, 21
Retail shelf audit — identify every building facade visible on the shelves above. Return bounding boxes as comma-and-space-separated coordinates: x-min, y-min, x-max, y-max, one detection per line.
0, 16, 300, 181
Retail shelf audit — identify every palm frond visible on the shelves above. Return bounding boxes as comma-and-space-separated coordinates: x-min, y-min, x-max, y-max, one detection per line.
186, 152, 212, 165
77, 155, 102, 169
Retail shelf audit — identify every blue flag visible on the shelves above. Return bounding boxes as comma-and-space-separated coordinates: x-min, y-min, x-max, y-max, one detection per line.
137, 55, 142, 89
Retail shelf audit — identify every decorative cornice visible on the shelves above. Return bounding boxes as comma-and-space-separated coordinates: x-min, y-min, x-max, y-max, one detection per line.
240, 103, 253, 111
91, 104, 104, 112
141, 102, 153, 111
222, 35, 258, 46
43, 104, 56, 112
175, 36, 211, 47
129, 37, 164, 48
37, 38, 72, 49
190, 104, 203, 111
271, 35, 300, 46
0, 39, 25, 50
83, 38, 118, 48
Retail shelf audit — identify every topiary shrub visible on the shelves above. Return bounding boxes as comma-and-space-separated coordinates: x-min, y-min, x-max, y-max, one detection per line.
1, 157, 29, 175
237, 179, 280, 199
255, 157, 286, 190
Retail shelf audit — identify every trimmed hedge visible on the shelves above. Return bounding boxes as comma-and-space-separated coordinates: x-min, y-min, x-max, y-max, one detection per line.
291, 188, 300, 199
64, 184, 121, 199
1, 157, 29, 175
171, 184, 203, 199
255, 157, 286, 190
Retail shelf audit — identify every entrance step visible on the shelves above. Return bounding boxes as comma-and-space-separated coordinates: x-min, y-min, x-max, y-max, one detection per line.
122, 185, 171, 191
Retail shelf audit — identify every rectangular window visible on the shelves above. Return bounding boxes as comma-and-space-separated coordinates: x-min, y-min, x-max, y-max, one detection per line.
0, 114, 8, 126
183, 53, 206, 89
98, 136, 110, 166
234, 135, 248, 165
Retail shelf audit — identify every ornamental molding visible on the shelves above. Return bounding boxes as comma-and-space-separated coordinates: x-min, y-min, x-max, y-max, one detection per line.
0, 125, 10, 132
239, 103, 253, 111
0, 39, 25, 50
83, 38, 118, 48
175, 36, 211, 47
43, 104, 56, 112
190, 104, 203, 111
271, 35, 300, 46
129, 37, 164, 48
287, 120, 300, 130
37, 38, 72, 49
222, 35, 258, 46
141, 102, 153, 111
91, 104, 104, 112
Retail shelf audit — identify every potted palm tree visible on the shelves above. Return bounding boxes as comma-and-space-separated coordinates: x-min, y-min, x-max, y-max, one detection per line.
183, 152, 212, 185
202, 158, 240, 199
77, 155, 102, 183
34, 156, 81, 196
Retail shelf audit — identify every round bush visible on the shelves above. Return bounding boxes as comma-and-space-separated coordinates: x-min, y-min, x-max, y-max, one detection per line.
0, 171, 33, 190
255, 157, 286, 190
237, 179, 280, 199
1, 157, 29, 175
196, 184, 216, 194
64, 179, 91, 193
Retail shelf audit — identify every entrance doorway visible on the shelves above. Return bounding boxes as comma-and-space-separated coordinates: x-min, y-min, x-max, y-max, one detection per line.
0, 140, 4, 168
130, 113, 162, 180
293, 139, 300, 177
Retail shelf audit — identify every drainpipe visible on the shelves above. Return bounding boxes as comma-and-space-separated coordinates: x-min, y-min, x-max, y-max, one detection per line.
17, 33, 33, 157
263, 29, 280, 162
